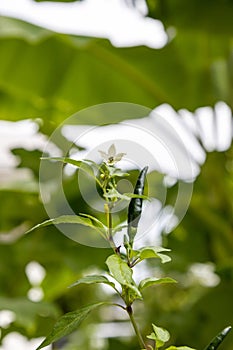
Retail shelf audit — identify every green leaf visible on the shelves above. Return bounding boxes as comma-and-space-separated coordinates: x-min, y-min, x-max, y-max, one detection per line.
69, 275, 115, 289
36, 302, 105, 350
165, 347, 196, 350
79, 213, 106, 230
133, 247, 171, 264
139, 277, 177, 291
106, 254, 134, 286
104, 187, 149, 202
147, 324, 170, 348
41, 157, 99, 183
106, 254, 142, 301
26, 215, 107, 238
152, 324, 170, 342
112, 170, 129, 177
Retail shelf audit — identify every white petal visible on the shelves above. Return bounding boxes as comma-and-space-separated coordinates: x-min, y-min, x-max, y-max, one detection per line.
98, 150, 109, 160
108, 144, 116, 157
114, 153, 126, 162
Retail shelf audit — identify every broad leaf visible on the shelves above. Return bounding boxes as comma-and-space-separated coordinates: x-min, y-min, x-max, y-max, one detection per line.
36, 302, 105, 349
26, 215, 107, 238
1, 16, 232, 126
106, 254, 142, 301
139, 277, 177, 291
106, 254, 134, 286
69, 274, 115, 289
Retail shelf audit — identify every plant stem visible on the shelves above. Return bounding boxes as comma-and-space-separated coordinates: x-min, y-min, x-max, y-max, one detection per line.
104, 203, 117, 252
126, 305, 146, 349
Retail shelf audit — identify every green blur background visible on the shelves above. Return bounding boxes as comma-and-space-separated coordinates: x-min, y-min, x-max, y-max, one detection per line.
0, 1, 233, 349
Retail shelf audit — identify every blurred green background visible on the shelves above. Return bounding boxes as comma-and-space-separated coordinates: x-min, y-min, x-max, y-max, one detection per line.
0, 1, 233, 349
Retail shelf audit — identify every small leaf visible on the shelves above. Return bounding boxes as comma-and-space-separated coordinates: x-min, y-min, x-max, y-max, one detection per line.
165, 347, 196, 350
69, 275, 115, 289
152, 324, 170, 343
139, 277, 177, 291
133, 247, 171, 264
147, 324, 170, 348
112, 169, 129, 177
123, 193, 150, 200
104, 190, 149, 202
36, 302, 105, 349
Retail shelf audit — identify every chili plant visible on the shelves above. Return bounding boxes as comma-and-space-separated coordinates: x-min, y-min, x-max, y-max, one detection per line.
28, 144, 231, 350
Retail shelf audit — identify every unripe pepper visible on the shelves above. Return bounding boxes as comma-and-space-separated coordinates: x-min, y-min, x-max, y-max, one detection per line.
127, 166, 148, 247
204, 326, 232, 350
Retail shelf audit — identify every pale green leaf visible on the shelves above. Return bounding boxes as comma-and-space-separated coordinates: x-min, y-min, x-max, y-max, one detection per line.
79, 213, 107, 230
156, 253, 172, 264
152, 324, 170, 343
36, 302, 105, 349
139, 277, 177, 291
133, 247, 171, 264
123, 193, 150, 200
112, 170, 129, 177
147, 324, 170, 348
104, 189, 149, 201
69, 275, 115, 289
41, 157, 99, 184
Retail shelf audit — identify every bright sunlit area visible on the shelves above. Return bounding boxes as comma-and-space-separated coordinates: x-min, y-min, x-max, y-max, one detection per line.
0, 0, 168, 48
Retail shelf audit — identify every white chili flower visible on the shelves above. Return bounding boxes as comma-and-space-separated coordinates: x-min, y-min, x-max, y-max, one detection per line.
98, 144, 126, 165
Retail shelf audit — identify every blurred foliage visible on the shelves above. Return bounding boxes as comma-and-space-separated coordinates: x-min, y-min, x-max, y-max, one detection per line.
0, 1, 233, 350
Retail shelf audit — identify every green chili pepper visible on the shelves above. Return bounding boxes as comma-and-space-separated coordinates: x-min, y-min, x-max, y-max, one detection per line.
127, 166, 148, 246
204, 326, 232, 350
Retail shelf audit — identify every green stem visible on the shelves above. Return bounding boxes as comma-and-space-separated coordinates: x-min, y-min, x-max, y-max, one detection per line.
126, 305, 146, 349
104, 203, 117, 252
